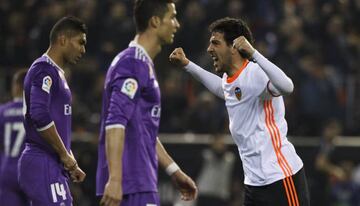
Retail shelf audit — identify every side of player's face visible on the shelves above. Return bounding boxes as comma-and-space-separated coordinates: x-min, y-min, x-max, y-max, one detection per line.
207, 32, 232, 73
65, 33, 86, 65
157, 3, 180, 45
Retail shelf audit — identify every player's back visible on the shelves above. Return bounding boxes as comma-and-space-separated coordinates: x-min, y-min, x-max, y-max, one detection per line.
97, 41, 160, 195
0, 99, 27, 204
0, 99, 25, 168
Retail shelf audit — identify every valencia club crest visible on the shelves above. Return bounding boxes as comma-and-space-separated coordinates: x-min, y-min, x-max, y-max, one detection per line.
234, 87, 242, 100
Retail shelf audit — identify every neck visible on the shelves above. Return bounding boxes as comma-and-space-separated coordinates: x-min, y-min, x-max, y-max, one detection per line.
227, 56, 247, 77
46, 46, 65, 68
135, 32, 162, 60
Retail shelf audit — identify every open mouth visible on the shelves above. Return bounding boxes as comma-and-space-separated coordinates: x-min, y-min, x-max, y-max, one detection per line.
211, 55, 219, 67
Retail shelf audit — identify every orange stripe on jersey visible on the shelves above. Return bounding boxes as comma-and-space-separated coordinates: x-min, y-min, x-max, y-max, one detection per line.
263, 100, 289, 177
264, 102, 295, 206
267, 101, 293, 176
226, 60, 249, 83
268, 101, 299, 206
265, 100, 299, 206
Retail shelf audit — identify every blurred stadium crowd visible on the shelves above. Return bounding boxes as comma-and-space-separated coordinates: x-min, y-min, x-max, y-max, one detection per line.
0, 0, 360, 205
1, 0, 360, 136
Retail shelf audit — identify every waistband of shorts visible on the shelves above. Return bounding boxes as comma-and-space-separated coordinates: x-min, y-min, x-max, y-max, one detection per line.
23, 143, 61, 162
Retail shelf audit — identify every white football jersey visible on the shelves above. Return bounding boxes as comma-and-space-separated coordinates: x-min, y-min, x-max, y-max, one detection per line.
222, 60, 303, 186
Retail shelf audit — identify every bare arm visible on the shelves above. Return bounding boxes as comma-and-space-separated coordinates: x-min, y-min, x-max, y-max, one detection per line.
157, 137, 177, 170
39, 124, 76, 170
38, 125, 86, 182
105, 127, 124, 182
100, 127, 125, 206
157, 137, 198, 201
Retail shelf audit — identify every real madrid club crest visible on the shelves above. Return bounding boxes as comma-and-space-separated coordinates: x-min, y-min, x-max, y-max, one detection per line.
234, 87, 242, 100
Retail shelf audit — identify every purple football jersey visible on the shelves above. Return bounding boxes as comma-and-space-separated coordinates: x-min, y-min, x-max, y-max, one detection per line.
22, 54, 72, 156
96, 41, 161, 195
0, 99, 25, 161
0, 99, 28, 206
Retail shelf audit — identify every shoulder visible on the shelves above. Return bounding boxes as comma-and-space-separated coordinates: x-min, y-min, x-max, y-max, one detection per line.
0, 101, 12, 117
28, 58, 58, 78
111, 52, 150, 80
0, 103, 7, 115
246, 62, 269, 84
248, 62, 263, 75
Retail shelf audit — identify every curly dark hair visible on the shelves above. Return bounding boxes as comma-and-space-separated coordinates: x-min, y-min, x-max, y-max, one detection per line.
209, 17, 254, 46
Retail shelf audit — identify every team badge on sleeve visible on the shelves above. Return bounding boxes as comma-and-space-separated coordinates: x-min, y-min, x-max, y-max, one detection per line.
42, 76, 52, 93
234, 87, 242, 100
121, 78, 138, 99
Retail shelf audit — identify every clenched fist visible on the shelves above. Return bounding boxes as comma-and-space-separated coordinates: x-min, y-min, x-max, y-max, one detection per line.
169, 47, 190, 67
232, 36, 255, 60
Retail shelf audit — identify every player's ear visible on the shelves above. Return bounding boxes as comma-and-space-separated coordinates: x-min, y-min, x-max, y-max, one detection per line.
58, 34, 67, 46
230, 45, 238, 55
149, 16, 161, 29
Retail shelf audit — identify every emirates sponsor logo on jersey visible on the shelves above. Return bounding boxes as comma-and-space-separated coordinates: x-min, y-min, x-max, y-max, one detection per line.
234, 87, 242, 100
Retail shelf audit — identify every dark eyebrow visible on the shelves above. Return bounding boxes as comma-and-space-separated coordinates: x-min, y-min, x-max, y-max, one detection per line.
210, 39, 220, 44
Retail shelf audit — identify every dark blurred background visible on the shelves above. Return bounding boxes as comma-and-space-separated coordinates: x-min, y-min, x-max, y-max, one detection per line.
0, 0, 359, 205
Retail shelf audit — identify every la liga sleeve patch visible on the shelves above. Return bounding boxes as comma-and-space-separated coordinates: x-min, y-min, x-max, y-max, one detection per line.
42, 75, 52, 93
121, 78, 138, 99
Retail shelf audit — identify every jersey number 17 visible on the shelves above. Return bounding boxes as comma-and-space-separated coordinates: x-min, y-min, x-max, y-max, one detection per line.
4, 122, 25, 157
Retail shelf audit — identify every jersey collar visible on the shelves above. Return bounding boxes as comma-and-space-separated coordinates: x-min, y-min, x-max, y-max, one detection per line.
43, 53, 65, 75
226, 60, 249, 83
129, 40, 153, 65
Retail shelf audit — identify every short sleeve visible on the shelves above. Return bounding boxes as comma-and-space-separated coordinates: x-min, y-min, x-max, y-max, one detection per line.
105, 58, 150, 128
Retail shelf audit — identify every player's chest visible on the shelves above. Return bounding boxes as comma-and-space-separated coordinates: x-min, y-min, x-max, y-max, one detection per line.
223, 79, 257, 104
141, 76, 160, 104
53, 74, 71, 103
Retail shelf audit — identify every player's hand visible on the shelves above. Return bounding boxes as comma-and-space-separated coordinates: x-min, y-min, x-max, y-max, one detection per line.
100, 179, 123, 206
69, 166, 86, 183
171, 170, 198, 201
232, 36, 255, 59
169, 47, 190, 67
60, 152, 77, 171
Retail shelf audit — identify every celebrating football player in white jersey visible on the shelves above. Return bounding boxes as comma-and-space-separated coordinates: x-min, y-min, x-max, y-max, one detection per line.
170, 17, 310, 206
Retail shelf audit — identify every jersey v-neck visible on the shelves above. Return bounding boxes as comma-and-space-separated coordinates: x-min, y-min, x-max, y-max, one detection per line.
226, 60, 249, 83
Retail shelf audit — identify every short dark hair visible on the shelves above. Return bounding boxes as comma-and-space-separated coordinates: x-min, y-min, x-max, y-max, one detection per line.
13, 69, 27, 88
49, 16, 87, 44
209, 17, 254, 46
134, 0, 174, 33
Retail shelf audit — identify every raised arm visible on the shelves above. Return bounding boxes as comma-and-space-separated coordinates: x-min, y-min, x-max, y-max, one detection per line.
170, 48, 224, 99
156, 137, 197, 201
233, 36, 294, 96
